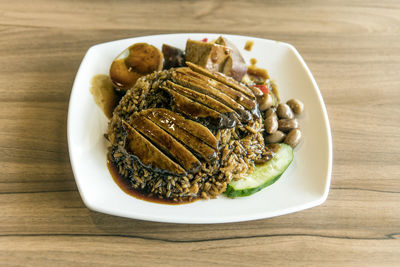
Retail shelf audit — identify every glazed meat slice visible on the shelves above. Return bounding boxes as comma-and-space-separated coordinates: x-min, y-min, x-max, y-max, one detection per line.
160, 86, 236, 129
171, 70, 252, 122
186, 62, 255, 100
166, 81, 234, 114
161, 86, 220, 119
143, 109, 217, 162
176, 67, 256, 111
185, 40, 232, 73
130, 114, 201, 173
143, 108, 218, 149
122, 120, 186, 175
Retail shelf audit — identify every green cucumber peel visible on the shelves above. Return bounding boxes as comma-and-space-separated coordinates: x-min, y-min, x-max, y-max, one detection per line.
224, 143, 293, 198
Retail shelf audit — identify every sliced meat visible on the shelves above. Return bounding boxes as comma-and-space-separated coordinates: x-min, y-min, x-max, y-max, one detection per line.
143, 109, 217, 162
160, 86, 236, 129
186, 61, 255, 100
215, 36, 248, 81
166, 81, 233, 114
176, 67, 256, 111
185, 40, 232, 73
130, 114, 201, 173
122, 120, 186, 175
143, 108, 218, 150
171, 70, 252, 122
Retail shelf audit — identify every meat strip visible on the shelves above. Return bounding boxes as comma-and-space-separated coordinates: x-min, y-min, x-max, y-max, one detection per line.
130, 114, 201, 173
122, 120, 186, 175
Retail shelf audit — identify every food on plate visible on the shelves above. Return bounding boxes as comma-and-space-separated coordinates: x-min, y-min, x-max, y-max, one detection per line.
264, 111, 278, 134
185, 38, 248, 82
162, 44, 185, 69
90, 74, 119, 119
107, 65, 268, 202
284, 128, 303, 148
225, 143, 293, 198
286, 98, 304, 114
214, 36, 248, 81
263, 103, 303, 147
278, 118, 299, 132
185, 39, 232, 74
244, 40, 254, 51
277, 103, 294, 119
265, 130, 286, 143
92, 35, 304, 203
110, 43, 163, 91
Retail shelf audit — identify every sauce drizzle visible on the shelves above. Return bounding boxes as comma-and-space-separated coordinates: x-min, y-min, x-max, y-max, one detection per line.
244, 40, 254, 51
107, 160, 198, 205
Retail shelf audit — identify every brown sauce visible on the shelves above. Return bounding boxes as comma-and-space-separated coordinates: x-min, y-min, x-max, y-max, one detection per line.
247, 65, 270, 80
107, 160, 198, 205
244, 40, 254, 51
246, 59, 281, 103
90, 74, 120, 118
270, 80, 281, 103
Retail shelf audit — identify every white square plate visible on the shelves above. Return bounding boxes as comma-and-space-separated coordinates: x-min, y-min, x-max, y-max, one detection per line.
68, 33, 332, 224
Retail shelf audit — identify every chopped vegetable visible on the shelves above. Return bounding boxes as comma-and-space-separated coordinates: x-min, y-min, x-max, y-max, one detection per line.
225, 143, 293, 198
254, 84, 268, 95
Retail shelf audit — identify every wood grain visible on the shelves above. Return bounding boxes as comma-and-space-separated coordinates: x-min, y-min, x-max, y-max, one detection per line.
0, 0, 399, 265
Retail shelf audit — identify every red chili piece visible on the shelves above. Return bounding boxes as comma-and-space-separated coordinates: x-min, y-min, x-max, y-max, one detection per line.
254, 85, 268, 95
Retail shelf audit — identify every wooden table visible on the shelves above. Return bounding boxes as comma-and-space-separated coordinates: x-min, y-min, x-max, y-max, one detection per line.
1, 0, 399, 265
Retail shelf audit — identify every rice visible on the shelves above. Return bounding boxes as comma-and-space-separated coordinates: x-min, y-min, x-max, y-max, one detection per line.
107, 69, 271, 202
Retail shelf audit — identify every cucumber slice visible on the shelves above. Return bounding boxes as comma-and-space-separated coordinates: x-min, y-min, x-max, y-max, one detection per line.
224, 143, 293, 198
